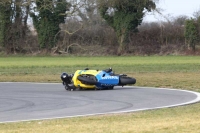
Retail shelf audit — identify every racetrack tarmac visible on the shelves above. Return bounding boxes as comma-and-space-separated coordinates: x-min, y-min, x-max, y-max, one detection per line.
0, 82, 200, 123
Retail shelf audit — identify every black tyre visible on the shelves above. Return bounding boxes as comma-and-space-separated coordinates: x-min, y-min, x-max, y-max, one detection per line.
77, 75, 97, 85
119, 77, 136, 85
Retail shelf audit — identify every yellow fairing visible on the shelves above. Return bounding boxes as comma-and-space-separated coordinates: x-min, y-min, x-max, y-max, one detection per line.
72, 70, 99, 89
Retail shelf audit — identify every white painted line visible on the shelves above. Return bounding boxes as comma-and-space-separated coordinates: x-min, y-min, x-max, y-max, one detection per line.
0, 86, 200, 124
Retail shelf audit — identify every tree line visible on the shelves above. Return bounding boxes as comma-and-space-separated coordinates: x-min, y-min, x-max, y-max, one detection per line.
0, 0, 200, 55
0, 0, 69, 53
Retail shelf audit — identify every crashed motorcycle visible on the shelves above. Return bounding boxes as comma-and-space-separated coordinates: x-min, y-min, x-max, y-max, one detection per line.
61, 68, 136, 91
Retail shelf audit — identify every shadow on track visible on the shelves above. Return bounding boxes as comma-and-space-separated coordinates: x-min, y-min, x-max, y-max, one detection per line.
63, 86, 139, 92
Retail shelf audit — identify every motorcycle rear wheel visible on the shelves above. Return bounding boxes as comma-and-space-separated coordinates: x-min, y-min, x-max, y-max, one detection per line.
119, 77, 136, 85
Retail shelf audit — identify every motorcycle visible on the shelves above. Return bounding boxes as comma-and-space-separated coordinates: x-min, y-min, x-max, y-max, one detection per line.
61, 68, 136, 91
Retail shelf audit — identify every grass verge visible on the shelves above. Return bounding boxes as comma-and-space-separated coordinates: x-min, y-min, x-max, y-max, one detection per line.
0, 56, 200, 133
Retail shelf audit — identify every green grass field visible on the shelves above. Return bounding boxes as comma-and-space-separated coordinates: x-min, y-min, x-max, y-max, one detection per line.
1, 56, 200, 75
0, 56, 200, 133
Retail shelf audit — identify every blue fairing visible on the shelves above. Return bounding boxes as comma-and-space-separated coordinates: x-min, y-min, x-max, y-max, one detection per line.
96, 71, 119, 88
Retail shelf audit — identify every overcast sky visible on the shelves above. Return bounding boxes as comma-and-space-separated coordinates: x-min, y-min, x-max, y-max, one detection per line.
144, 0, 200, 22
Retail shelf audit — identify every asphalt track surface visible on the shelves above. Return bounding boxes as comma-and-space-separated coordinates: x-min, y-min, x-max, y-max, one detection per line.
0, 82, 200, 123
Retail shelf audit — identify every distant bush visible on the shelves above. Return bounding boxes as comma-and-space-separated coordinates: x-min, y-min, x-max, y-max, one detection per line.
127, 21, 186, 55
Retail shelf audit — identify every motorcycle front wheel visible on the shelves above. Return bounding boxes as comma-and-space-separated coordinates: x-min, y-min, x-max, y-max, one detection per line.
77, 75, 97, 85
